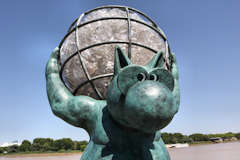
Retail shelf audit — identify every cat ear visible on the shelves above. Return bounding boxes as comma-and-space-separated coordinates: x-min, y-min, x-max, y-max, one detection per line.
114, 45, 131, 74
146, 51, 164, 68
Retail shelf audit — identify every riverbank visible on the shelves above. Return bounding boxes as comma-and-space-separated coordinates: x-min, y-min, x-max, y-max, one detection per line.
189, 140, 240, 146
0, 151, 82, 158
1, 141, 239, 158
0, 142, 239, 160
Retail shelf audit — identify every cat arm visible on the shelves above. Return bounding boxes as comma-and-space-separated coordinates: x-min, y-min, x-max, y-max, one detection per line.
171, 54, 180, 108
45, 47, 98, 133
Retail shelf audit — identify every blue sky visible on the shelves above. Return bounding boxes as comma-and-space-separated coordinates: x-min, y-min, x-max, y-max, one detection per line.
0, 0, 239, 144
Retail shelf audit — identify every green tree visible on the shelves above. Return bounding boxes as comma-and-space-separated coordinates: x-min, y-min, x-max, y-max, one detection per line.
19, 140, 32, 152
76, 141, 88, 151
162, 133, 177, 144
161, 133, 172, 144
222, 132, 235, 139
0, 147, 4, 153
42, 142, 52, 151
173, 133, 184, 143
32, 138, 54, 151
53, 138, 74, 151
235, 133, 240, 140
162, 133, 191, 144
189, 133, 209, 142
181, 136, 193, 143
6, 145, 19, 153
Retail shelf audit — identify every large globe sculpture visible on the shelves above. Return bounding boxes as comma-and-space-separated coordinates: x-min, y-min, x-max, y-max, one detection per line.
59, 5, 172, 100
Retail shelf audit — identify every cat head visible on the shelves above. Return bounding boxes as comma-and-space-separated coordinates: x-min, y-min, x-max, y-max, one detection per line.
107, 46, 178, 133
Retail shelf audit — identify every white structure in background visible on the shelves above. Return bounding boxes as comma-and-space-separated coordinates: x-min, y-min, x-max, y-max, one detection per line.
166, 143, 189, 148
0, 141, 21, 147
209, 137, 223, 143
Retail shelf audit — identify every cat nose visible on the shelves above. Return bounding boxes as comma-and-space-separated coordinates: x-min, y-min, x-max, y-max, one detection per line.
122, 80, 177, 132
140, 81, 164, 98
135, 80, 170, 95
126, 80, 177, 119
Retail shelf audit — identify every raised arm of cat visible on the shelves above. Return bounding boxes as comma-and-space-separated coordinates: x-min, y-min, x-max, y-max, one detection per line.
171, 54, 180, 108
45, 47, 99, 133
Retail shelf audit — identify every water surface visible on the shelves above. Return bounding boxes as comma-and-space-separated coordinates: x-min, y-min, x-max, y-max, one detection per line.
169, 142, 240, 160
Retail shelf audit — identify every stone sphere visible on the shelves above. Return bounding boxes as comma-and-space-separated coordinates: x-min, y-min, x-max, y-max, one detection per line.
59, 6, 170, 100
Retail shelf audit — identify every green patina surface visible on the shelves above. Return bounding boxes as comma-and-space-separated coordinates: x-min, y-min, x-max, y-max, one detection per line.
45, 46, 180, 160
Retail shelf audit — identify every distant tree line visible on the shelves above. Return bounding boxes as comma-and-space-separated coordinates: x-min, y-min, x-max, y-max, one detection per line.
1, 132, 240, 154
0, 138, 88, 154
162, 132, 240, 144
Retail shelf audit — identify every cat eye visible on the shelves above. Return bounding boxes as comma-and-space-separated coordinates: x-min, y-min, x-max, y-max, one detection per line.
150, 69, 174, 91
137, 73, 146, 81
150, 74, 158, 81
117, 66, 147, 95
